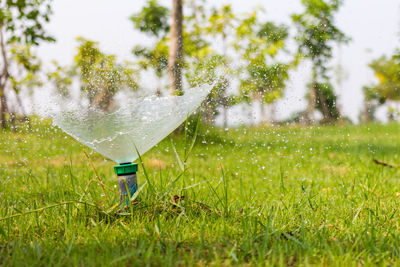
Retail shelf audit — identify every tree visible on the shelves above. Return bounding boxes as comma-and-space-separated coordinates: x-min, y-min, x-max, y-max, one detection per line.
362, 51, 400, 121
130, 0, 169, 37
133, 43, 168, 96
8, 44, 42, 125
0, 0, 54, 129
74, 38, 138, 111
130, 0, 169, 95
131, 0, 234, 125
185, 54, 229, 124
313, 82, 340, 122
168, 0, 183, 95
47, 60, 73, 99
236, 11, 290, 124
292, 0, 349, 124
204, 4, 235, 127
183, 1, 236, 125
241, 64, 289, 124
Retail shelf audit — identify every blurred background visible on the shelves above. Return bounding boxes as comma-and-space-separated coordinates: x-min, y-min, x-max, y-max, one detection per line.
1, 0, 399, 129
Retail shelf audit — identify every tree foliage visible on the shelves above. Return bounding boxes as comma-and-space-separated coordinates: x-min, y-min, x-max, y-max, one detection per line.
131, 1, 294, 125
8, 44, 42, 121
185, 3, 235, 125
0, 0, 54, 129
130, 0, 169, 37
133, 42, 168, 78
292, 0, 348, 78
362, 50, 400, 121
131, 0, 170, 95
47, 60, 73, 98
0, 0, 54, 44
235, 10, 291, 123
241, 63, 289, 104
364, 54, 400, 102
74, 38, 138, 111
237, 16, 290, 101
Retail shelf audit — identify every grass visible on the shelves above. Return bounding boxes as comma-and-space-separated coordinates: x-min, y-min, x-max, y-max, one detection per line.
0, 118, 400, 266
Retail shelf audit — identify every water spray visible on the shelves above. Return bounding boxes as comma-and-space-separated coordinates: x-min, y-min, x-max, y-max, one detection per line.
114, 162, 138, 205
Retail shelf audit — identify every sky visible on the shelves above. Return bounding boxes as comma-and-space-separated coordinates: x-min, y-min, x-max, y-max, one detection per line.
37, 0, 400, 124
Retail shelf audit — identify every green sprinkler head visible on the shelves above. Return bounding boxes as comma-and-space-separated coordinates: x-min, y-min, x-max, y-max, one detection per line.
114, 162, 138, 206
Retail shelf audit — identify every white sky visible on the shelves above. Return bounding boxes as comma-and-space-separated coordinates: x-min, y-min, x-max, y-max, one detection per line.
37, 0, 400, 123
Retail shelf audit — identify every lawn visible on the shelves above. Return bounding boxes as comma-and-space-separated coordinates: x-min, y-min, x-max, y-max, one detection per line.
1, 119, 400, 266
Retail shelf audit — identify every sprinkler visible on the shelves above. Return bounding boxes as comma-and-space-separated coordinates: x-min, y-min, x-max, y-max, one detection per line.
48, 84, 213, 207
114, 162, 138, 205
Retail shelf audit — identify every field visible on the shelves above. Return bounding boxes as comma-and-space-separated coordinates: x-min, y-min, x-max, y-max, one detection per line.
1, 120, 400, 266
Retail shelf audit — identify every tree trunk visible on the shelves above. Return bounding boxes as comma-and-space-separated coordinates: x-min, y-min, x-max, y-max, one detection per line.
168, 0, 183, 95
306, 82, 317, 124
93, 88, 114, 112
316, 87, 332, 123
247, 104, 253, 126
0, 88, 7, 129
0, 26, 9, 129
156, 76, 162, 97
203, 105, 214, 124
336, 95, 344, 124
222, 106, 227, 128
269, 102, 276, 125
388, 106, 395, 121
306, 67, 318, 124
260, 101, 266, 125
361, 101, 374, 123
